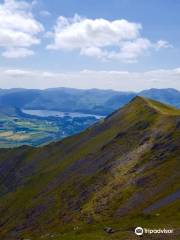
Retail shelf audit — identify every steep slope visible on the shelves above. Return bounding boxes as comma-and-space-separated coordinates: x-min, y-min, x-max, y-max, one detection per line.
0, 97, 179, 240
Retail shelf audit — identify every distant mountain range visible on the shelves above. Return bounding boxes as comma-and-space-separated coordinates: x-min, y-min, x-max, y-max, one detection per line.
0, 97, 179, 239
0, 88, 180, 115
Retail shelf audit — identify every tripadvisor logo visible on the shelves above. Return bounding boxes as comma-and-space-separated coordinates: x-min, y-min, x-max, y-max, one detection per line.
135, 227, 174, 236
135, 227, 143, 236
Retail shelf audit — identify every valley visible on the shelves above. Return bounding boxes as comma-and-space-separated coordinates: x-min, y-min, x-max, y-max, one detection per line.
0, 112, 99, 148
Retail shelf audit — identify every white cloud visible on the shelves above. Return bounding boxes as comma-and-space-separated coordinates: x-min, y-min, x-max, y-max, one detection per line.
4, 69, 35, 77
80, 47, 107, 59
47, 15, 141, 49
0, 0, 44, 58
108, 38, 152, 63
155, 40, 172, 50
2, 48, 34, 58
0, 68, 180, 91
47, 14, 171, 62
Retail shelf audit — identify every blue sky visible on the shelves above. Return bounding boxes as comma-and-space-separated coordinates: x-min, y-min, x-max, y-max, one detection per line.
0, 0, 180, 90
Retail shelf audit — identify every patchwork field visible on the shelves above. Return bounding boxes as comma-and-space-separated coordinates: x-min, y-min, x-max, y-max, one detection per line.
0, 114, 98, 148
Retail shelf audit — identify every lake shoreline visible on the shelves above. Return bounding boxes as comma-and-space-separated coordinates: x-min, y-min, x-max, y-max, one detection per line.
22, 109, 104, 119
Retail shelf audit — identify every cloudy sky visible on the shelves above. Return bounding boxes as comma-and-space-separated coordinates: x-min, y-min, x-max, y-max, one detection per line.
0, 0, 180, 91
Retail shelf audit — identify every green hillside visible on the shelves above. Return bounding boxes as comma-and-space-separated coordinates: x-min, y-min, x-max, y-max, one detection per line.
0, 97, 179, 240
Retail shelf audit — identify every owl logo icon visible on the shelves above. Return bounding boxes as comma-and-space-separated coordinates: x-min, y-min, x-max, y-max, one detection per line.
135, 227, 144, 236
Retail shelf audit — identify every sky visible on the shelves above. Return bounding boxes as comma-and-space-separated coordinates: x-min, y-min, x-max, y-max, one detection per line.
0, 0, 180, 91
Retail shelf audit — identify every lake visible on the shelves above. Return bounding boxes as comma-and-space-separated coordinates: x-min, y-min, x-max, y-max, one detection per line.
22, 109, 104, 119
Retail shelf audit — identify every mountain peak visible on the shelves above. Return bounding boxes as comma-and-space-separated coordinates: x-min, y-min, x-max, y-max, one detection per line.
127, 96, 180, 116
120, 95, 154, 113
105, 96, 157, 122
129, 95, 147, 104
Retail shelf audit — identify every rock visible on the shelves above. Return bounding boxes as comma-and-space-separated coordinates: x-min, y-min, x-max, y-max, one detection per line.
104, 227, 114, 234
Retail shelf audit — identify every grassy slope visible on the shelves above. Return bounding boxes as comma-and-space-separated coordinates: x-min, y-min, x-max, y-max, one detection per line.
0, 97, 179, 240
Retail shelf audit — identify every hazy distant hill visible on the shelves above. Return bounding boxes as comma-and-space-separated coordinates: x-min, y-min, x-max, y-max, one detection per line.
0, 105, 21, 117
140, 88, 180, 108
0, 97, 179, 239
0, 88, 179, 115
0, 89, 41, 109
